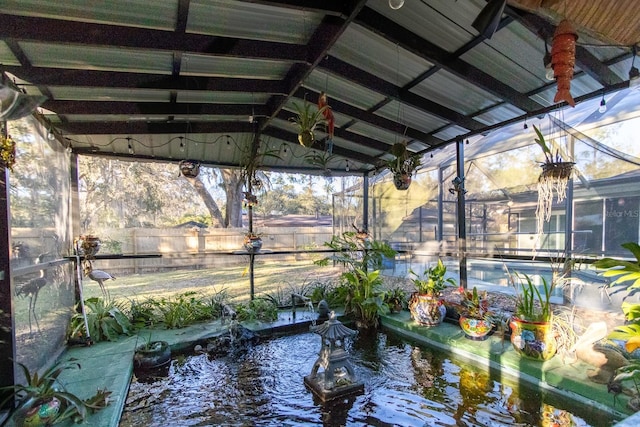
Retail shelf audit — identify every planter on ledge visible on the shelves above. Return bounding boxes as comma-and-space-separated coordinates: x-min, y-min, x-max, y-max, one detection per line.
510, 317, 557, 361
459, 316, 493, 341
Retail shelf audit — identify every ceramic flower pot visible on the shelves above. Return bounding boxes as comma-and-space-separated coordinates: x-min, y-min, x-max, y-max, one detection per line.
244, 237, 262, 252
459, 316, 492, 340
15, 397, 61, 427
409, 294, 446, 326
393, 172, 412, 190
510, 317, 557, 361
179, 160, 200, 178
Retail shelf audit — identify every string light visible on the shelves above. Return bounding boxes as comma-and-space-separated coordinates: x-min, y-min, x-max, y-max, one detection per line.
127, 137, 134, 154
523, 118, 528, 129
598, 92, 607, 113
179, 136, 185, 152
345, 160, 350, 172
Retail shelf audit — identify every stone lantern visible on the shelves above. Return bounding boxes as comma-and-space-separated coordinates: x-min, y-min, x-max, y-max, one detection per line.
304, 311, 364, 401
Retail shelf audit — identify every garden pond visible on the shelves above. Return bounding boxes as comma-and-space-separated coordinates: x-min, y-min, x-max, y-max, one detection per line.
119, 328, 619, 426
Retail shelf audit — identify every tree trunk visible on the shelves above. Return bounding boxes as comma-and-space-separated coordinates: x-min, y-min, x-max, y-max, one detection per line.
222, 169, 244, 227
186, 176, 225, 228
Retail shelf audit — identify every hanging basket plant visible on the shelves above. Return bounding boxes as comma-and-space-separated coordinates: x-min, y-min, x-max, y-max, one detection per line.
386, 142, 421, 190
533, 125, 574, 237
179, 160, 200, 178
290, 101, 328, 147
1, 133, 16, 171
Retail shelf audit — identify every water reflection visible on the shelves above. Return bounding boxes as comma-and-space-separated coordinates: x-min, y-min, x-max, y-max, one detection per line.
120, 330, 613, 427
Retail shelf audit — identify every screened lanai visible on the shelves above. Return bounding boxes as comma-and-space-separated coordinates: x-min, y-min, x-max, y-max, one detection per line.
3, 0, 640, 425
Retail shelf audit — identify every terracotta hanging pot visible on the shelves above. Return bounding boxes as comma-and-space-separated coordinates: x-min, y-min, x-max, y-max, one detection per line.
179, 160, 200, 178
409, 293, 446, 326
393, 172, 412, 190
510, 317, 557, 361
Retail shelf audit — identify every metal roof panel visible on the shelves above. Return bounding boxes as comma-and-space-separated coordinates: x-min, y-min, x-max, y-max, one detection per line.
181, 54, 290, 79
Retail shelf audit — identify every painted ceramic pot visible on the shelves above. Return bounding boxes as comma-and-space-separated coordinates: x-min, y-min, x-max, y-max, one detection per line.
244, 237, 263, 252
80, 235, 101, 257
409, 294, 446, 326
459, 316, 492, 340
510, 317, 557, 361
16, 397, 61, 427
393, 172, 412, 190
179, 160, 200, 178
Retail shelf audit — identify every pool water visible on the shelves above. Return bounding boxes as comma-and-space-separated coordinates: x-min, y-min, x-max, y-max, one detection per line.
120, 330, 615, 426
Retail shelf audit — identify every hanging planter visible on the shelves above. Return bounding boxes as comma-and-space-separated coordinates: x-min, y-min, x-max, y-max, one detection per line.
79, 235, 101, 258
243, 233, 263, 252
290, 101, 328, 148
386, 142, 421, 191
0, 133, 16, 171
179, 160, 200, 178
533, 125, 574, 237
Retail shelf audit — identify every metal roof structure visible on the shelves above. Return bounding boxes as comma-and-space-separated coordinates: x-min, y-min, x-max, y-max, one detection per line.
0, 0, 636, 175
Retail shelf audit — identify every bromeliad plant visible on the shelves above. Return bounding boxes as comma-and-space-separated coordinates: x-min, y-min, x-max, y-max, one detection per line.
0, 359, 111, 426
290, 101, 328, 147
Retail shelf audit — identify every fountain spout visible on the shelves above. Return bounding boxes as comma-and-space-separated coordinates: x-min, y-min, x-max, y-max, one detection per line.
221, 303, 237, 324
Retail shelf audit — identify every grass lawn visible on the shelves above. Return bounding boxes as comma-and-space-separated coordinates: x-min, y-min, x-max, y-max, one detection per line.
81, 259, 345, 305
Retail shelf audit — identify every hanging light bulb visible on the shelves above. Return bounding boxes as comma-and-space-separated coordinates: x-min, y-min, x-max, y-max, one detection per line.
523, 118, 528, 129
388, 0, 404, 9
47, 127, 56, 141
345, 160, 350, 172
127, 138, 134, 155
179, 137, 185, 152
598, 93, 607, 113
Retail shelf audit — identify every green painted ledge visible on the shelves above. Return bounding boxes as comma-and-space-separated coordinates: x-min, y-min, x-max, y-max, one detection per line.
381, 311, 633, 422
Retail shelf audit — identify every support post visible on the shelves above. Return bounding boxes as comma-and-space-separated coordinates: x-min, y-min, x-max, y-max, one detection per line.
456, 140, 468, 290
437, 167, 444, 242
362, 174, 369, 232
0, 133, 16, 405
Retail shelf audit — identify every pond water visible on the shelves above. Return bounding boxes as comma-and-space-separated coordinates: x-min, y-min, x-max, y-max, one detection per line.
120, 330, 616, 427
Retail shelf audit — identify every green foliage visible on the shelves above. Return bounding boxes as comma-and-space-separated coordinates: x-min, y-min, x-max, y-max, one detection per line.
383, 285, 408, 310
594, 242, 640, 292
154, 291, 217, 329
127, 297, 160, 329
316, 231, 397, 273
613, 359, 640, 395
511, 273, 552, 322
341, 268, 388, 328
457, 286, 492, 320
409, 259, 456, 295
235, 298, 279, 323
0, 359, 111, 426
309, 279, 343, 307
68, 297, 133, 343
290, 101, 328, 133
386, 142, 421, 175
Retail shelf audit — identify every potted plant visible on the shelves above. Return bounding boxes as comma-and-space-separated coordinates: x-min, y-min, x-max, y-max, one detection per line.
509, 273, 557, 361
533, 125, 574, 237
0, 359, 111, 427
384, 285, 408, 313
341, 268, 388, 329
386, 141, 421, 190
243, 232, 263, 252
408, 259, 455, 326
290, 101, 328, 147
134, 335, 172, 371
456, 286, 494, 340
